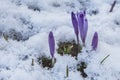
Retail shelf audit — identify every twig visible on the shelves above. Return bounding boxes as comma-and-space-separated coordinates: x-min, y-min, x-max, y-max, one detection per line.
109, 0, 117, 12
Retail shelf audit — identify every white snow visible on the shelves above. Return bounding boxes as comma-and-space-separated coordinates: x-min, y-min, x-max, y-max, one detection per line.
0, 0, 120, 80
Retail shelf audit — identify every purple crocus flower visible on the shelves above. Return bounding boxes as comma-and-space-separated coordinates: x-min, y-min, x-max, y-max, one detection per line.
77, 12, 88, 45
91, 32, 98, 50
71, 12, 79, 43
78, 13, 84, 43
83, 18, 88, 44
48, 31, 55, 58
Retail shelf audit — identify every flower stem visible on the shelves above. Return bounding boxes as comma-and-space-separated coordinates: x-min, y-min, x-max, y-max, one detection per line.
52, 57, 55, 66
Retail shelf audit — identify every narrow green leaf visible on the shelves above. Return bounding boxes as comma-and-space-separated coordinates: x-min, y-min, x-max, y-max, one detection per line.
66, 45, 73, 53
66, 65, 69, 77
31, 58, 34, 66
100, 54, 110, 64
3, 33, 8, 42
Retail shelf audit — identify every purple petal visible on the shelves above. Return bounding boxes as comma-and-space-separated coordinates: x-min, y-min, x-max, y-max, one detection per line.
71, 12, 79, 43
78, 12, 85, 43
91, 32, 98, 50
83, 18, 88, 43
48, 31, 55, 58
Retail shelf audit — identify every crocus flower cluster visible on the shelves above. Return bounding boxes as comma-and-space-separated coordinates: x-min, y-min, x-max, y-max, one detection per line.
71, 11, 98, 50
48, 31, 55, 58
71, 11, 88, 46
48, 11, 98, 59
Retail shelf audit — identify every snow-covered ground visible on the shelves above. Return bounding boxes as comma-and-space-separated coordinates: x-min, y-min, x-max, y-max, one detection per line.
0, 0, 120, 80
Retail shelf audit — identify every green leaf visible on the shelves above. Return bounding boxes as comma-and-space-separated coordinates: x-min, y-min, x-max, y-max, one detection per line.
100, 54, 110, 64
3, 33, 8, 42
66, 65, 69, 77
31, 58, 34, 66
66, 45, 73, 54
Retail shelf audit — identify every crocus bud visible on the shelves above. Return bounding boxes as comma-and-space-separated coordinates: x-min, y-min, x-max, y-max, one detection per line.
83, 18, 88, 44
71, 12, 79, 43
78, 12, 84, 43
48, 31, 55, 58
78, 12, 88, 45
91, 32, 98, 50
